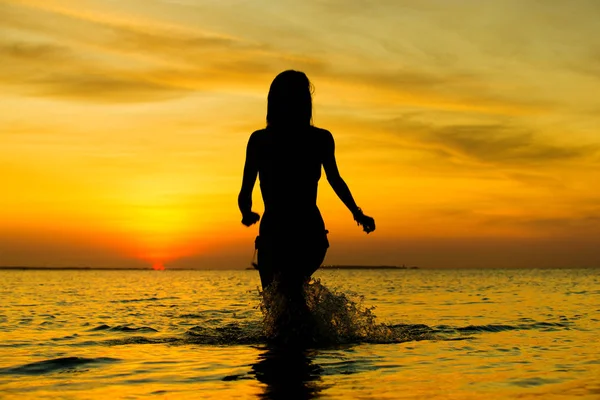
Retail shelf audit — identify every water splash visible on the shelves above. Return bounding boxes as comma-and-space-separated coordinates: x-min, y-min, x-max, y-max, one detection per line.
260, 278, 433, 345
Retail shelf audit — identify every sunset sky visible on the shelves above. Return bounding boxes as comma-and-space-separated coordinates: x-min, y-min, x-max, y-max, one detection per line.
1, 0, 599, 269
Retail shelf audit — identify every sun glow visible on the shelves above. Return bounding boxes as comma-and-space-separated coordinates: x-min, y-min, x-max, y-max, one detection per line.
152, 262, 166, 271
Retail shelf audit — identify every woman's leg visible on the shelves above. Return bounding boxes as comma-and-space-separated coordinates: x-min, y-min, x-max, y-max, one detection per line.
257, 246, 275, 290
301, 245, 327, 281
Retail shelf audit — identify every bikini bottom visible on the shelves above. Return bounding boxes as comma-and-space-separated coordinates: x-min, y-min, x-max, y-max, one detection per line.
253, 230, 329, 291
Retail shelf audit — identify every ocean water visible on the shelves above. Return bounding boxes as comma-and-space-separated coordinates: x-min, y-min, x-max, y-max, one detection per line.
0, 268, 599, 399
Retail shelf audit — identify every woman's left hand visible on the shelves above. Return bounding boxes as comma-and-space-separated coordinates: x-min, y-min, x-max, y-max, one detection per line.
355, 213, 376, 233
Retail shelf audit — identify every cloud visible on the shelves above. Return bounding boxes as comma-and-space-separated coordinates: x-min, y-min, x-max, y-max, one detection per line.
101, 22, 266, 65
0, 0, 556, 114
570, 50, 600, 81
482, 214, 600, 237
0, 2, 249, 102
0, 40, 68, 63
318, 67, 554, 116
501, 171, 566, 188
387, 117, 599, 167
0, 1, 334, 103
421, 204, 600, 240
431, 124, 589, 163
0, 39, 192, 102
36, 73, 191, 103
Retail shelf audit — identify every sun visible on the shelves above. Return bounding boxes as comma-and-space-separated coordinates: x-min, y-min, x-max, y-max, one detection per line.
152, 262, 166, 271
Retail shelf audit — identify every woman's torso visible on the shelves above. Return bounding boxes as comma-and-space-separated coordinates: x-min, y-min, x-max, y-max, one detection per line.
254, 126, 327, 238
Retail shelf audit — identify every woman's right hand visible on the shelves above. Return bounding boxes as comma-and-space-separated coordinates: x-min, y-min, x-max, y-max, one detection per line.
354, 210, 375, 233
241, 211, 260, 227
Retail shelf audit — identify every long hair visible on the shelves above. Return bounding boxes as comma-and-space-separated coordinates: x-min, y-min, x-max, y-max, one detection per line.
266, 70, 313, 127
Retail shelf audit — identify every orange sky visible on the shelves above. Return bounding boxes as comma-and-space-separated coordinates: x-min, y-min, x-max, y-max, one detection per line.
1, 0, 599, 268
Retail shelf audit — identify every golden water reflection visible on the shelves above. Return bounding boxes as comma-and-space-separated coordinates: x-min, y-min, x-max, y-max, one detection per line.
0, 269, 599, 399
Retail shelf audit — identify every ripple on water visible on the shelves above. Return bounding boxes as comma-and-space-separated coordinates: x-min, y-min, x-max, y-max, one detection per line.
109, 297, 180, 304
88, 324, 158, 333
510, 377, 564, 388
0, 356, 120, 375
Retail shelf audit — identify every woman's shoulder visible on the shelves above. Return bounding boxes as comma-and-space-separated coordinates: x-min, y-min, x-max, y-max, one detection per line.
248, 129, 269, 145
309, 126, 334, 146
310, 126, 331, 134
309, 126, 333, 140
250, 128, 268, 137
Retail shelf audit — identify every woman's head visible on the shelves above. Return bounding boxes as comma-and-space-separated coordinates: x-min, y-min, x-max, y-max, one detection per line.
266, 70, 313, 127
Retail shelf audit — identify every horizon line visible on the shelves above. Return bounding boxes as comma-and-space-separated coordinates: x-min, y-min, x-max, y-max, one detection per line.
0, 265, 598, 271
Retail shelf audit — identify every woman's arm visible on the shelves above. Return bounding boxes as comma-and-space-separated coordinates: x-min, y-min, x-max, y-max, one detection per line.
238, 132, 260, 226
322, 130, 375, 233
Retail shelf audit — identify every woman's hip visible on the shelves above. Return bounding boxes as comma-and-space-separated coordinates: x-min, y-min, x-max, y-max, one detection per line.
255, 229, 329, 253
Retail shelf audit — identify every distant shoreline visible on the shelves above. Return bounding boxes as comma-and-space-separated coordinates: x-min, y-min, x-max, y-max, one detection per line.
3, 265, 596, 271
0, 265, 417, 271
321, 265, 418, 270
243, 265, 418, 270
0, 266, 153, 270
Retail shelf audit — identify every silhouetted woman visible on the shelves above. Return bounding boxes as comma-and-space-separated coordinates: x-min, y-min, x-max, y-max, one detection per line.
238, 70, 375, 297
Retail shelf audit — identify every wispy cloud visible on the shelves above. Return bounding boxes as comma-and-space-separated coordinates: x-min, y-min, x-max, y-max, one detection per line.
427, 124, 594, 164
0, 0, 561, 114
482, 214, 600, 238
0, 38, 192, 102
0, 1, 328, 102
386, 117, 599, 167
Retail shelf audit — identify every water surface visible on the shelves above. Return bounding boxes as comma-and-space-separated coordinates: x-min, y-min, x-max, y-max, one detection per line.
1, 268, 599, 399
